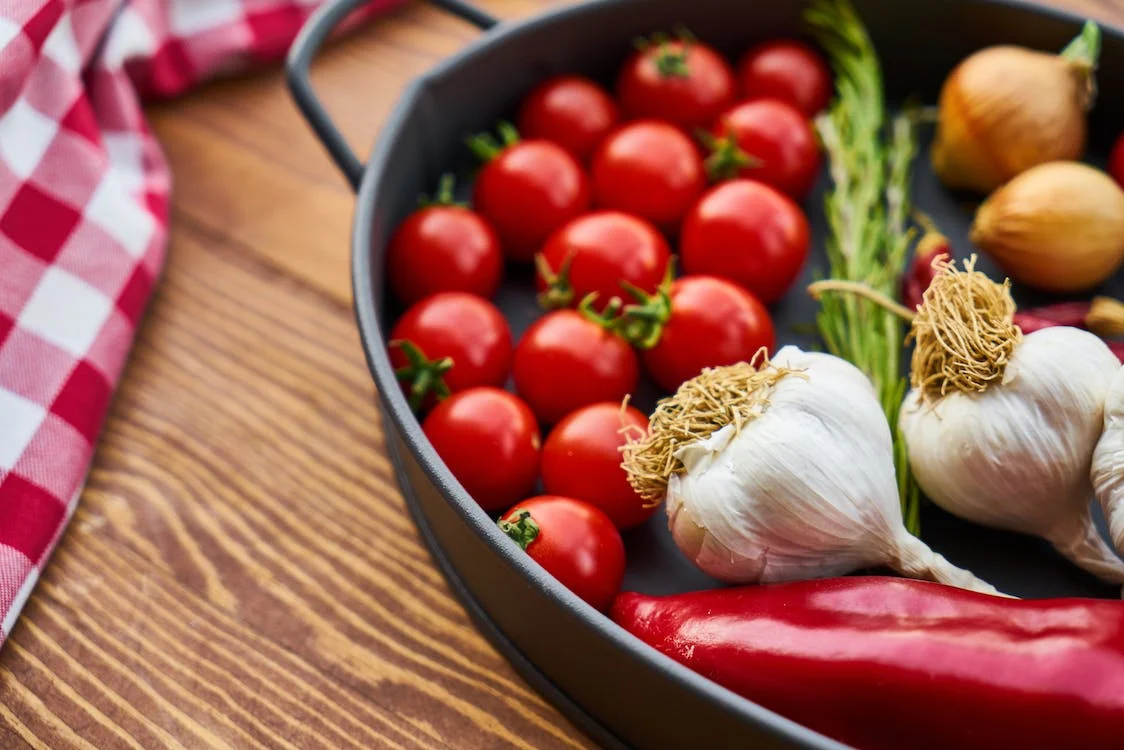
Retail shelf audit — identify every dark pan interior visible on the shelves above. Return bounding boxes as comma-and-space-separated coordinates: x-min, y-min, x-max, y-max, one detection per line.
371, 0, 1124, 599
350, 0, 1124, 746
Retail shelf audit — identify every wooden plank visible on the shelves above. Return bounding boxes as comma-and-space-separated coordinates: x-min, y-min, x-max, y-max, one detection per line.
1, 225, 591, 749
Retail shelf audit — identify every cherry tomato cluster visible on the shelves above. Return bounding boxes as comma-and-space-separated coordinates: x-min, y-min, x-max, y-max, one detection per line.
384, 32, 831, 611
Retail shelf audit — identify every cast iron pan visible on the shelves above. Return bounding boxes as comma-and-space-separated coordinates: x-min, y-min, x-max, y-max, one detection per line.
288, 1, 1124, 747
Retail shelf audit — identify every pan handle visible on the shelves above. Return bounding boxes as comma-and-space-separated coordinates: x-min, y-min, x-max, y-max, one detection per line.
286, 0, 499, 190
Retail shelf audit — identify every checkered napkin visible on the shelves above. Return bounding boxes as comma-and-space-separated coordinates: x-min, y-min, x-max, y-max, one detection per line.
0, 0, 400, 645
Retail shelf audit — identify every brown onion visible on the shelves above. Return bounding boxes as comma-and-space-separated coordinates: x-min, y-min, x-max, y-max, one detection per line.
971, 162, 1124, 293
932, 22, 1100, 194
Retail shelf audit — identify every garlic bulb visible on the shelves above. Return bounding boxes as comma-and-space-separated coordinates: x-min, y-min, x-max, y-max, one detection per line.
899, 259, 1124, 582
621, 346, 1000, 594
1093, 367, 1124, 553
931, 22, 1100, 194
971, 162, 1124, 293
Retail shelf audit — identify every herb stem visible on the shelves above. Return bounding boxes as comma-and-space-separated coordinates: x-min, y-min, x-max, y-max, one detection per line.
808, 280, 917, 322
806, 0, 922, 534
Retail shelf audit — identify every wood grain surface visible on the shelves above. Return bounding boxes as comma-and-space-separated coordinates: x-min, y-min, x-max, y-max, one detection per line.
0, 0, 1118, 747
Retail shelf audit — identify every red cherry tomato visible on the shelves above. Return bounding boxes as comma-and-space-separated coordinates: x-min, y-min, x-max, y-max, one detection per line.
389, 293, 512, 411
1111, 133, 1124, 188
542, 403, 653, 530
513, 309, 639, 425
591, 121, 706, 229
517, 76, 620, 162
633, 275, 776, 393
707, 99, 820, 200
387, 176, 503, 306
680, 179, 810, 305
737, 39, 833, 117
499, 495, 625, 611
617, 36, 735, 130
423, 388, 540, 511
536, 211, 671, 310
470, 124, 590, 262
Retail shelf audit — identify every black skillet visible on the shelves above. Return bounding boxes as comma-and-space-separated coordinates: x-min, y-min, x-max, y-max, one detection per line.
287, 1, 1124, 746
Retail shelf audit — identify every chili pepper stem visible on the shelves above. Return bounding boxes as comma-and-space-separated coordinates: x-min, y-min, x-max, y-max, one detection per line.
1088, 296, 1124, 338
807, 280, 917, 322
911, 209, 942, 237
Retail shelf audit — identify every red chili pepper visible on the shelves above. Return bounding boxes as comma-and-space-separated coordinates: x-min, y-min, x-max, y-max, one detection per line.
1109, 340, 1124, 364
613, 578, 1124, 750
1017, 301, 1092, 328
901, 228, 948, 311
1013, 301, 1091, 334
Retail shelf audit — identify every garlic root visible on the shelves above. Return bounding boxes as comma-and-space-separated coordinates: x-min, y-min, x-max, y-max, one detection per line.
908, 255, 1020, 400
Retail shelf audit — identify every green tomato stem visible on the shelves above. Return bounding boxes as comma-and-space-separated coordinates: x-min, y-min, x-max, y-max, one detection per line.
499, 511, 540, 550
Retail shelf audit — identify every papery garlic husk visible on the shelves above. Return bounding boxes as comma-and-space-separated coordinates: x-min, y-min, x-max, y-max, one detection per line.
971, 162, 1124, 293
622, 346, 1001, 595
931, 23, 1099, 194
1093, 366, 1124, 553
900, 258, 1124, 583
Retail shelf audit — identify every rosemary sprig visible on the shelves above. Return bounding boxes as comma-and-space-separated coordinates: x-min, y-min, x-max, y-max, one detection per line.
806, 0, 921, 534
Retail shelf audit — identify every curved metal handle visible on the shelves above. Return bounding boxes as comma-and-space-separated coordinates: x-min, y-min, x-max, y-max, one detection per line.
286, 0, 499, 190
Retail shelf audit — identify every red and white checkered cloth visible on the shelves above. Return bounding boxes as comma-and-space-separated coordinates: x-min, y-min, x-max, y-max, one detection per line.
0, 0, 401, 645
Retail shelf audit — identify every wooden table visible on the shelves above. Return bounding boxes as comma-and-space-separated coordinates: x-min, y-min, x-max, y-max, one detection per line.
0, 0, 1116, 747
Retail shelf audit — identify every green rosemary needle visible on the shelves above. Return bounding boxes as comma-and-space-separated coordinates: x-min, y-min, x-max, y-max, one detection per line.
806, 0, 922, 534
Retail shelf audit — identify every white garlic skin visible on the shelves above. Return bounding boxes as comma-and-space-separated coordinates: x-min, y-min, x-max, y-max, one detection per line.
900, 327, 1119, 547
1093, 366, 1124, 552
665, 347, 909, 584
